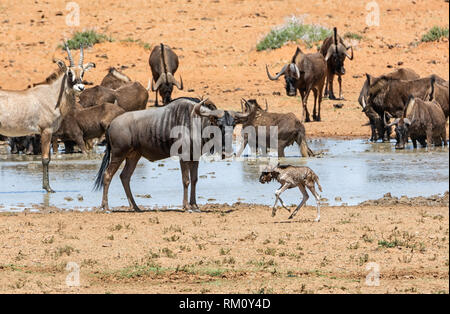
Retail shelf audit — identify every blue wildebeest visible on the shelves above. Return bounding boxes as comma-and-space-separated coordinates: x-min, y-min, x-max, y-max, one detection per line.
94, 97, 251, 211
0, 43, 95, 192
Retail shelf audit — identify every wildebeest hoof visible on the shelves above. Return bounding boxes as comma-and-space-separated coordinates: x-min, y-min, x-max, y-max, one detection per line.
288, 215, 294, 220
314, 216, 321, 222
305, 116, 311, 123
133, 207, 143, 212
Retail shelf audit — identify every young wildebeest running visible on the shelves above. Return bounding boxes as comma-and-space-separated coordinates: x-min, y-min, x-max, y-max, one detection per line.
259, 164, 322, 222
149, 43, 183, 106
0, 43, 95, 192
94, 97, 250, 211
320, 27, 353, 100
266, 47, 326, 122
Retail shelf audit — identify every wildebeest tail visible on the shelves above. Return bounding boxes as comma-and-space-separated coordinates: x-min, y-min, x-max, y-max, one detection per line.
312, 171, 323, 192
93, 129, 111, 191
429, 75, 436, 101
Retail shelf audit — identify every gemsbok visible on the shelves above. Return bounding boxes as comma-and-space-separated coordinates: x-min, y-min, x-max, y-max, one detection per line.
0, 43, 95, 192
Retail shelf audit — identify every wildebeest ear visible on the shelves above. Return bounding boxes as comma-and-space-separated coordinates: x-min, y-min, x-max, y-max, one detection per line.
365, 73, 372, 85
83, 62, 96, 71
292, 47, 303, 63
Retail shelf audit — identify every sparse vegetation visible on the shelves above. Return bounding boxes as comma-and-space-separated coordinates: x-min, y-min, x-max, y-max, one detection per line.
343, 32, 363, 41
421, 26, 449, 42
63, 30, 114, 50
257, 16, 332, 51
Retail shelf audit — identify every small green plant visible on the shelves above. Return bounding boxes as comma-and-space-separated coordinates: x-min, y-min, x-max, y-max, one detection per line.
421, 26, 449, 42
63, 30, 113, 50
343, 32, 363, 41
219, 248, 231, 255
257, 16, 332, 51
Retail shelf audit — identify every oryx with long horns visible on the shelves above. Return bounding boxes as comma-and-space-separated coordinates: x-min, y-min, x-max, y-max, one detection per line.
0, 42, 95, 192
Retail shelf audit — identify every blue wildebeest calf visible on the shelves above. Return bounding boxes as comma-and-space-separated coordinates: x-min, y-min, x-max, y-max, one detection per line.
259, 164, 322, 222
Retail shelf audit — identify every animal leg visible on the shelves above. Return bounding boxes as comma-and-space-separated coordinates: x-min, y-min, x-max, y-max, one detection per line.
302, 89, 312, 123
236, 134, 248, 157
338, 75, 343, 100
307, 183, 321, 222
189, 161, 200, 211
312, 88, 318, 121
154, 91, 159, 107
272, 183, 290, 217
101, 157, 124, 210
328, 74, 336, 100
40, 129, 54, 193
324, 75, 329, 98
288, 184, 309, 220
180, 160, 190, 210
277, 145, 286, 158
119, 152, 142, 212
52, 138, 59, 154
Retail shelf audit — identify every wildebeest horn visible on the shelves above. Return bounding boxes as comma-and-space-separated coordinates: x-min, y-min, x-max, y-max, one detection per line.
266, 64, 287, 81
386, 118, 400, 128
345, 45, 354, 60
64, 42, 75, 67
167, 73, 183, 90
404, 118, 412, 125
324, 45, 334, 62
289, 63, 300, 79
79, 44, 84, 66
152, 73, 166, 91
194, 98, 224, 118
361, 95, 367, 109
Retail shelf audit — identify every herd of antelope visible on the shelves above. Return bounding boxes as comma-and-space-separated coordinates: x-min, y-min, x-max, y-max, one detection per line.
0, 26, 448, 220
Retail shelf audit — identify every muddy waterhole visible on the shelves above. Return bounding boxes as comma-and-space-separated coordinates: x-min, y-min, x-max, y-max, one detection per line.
0, 139, 448, 211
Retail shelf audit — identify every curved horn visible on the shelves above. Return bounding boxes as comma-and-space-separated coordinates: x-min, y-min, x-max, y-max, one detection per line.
385, 116, 399, 128
404, 118, 412, 125
167, 72, 183, 90
79, 44, 84, 66
344, 45, 353, 60
152, 73, 166, 91
266, 64, 287, 81
325, 45, 335, 62
194, 98, 224, 118
289, 63, 300, 79
64, 42, 75, 67
361, 95, 367, 109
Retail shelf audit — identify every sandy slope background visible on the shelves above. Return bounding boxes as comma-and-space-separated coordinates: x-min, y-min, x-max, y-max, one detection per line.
0, 0, 448, 137
0, 0, 448, 294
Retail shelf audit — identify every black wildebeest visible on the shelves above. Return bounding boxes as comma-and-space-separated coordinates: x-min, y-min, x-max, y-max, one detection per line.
236, 99, 314, 157
385, 95, 447, 149
53, 101, 125, 154
359, 68, 420, 141
100, 67, 132, 90
266, 47, 326, 122
320, 27, 353, 100
94, 97, 250, 211
149, 43, 183, 106
364, 74, 438, 141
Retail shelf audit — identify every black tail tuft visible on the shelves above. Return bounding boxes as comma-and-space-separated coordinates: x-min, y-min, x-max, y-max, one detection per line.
93, 130, 111, 191
429, 76, 436, 101
333, 27, 338, 45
